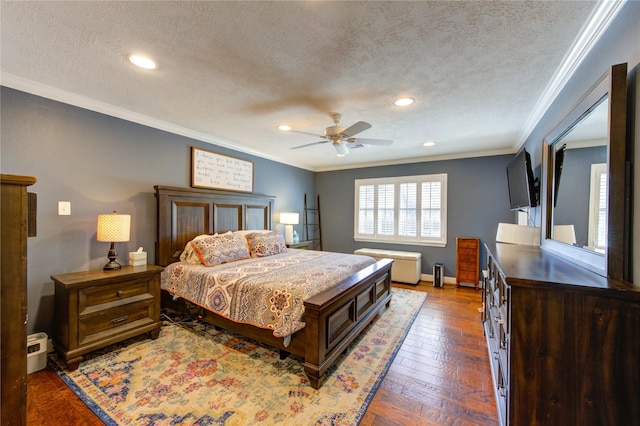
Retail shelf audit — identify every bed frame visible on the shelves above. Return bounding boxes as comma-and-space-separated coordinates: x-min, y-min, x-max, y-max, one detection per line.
154, 185, 393, 389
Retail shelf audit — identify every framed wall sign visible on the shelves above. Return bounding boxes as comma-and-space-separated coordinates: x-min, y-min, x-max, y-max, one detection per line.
191, 147, 254, 192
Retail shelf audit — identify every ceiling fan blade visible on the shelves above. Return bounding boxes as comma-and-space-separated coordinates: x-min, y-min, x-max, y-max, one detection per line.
291, 140, 328, 149
341, 121, 372, 138
349, 138, 394, 146
288, 129, 326, 138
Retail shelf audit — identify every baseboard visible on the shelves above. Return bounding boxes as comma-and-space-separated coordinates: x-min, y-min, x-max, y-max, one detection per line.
420, 273, 482, 288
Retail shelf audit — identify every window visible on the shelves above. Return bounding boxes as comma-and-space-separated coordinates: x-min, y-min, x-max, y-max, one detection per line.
354, 174, 447, 246
588, 163, 607, 252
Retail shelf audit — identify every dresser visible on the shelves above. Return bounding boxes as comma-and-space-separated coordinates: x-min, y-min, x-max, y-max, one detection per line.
483, 243, 640, 425
1, 174, 36, 425
52, 264, 163, 370
455, 237, 480, 289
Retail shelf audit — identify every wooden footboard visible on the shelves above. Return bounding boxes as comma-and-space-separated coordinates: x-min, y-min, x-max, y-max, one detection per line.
303, 258, 393, 388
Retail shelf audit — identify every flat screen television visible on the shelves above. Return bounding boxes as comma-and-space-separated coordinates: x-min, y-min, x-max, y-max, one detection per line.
506, 148, 538, 210
553, 143, 566, 207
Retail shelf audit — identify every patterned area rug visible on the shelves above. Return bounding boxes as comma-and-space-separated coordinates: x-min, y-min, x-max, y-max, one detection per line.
50, 288, 427, 425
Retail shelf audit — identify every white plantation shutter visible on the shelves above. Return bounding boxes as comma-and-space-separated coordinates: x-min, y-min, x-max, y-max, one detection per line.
377, 184, 395, 235
588, 164, 607, 251
398, 183, 417, 237
358, 184, 375, 234
421, 181, 442, 238
354, 174, 447, 246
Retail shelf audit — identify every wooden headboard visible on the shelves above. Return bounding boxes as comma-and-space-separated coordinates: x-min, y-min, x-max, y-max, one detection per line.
154, 185, 274, 266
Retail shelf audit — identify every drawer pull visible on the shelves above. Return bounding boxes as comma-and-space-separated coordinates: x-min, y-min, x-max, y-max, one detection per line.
116, 290, 124, 297
111, 315, 128, 324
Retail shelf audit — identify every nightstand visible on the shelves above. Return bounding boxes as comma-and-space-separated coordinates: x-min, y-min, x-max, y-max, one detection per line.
287, 241, 311, 249
51, 264, 163, 370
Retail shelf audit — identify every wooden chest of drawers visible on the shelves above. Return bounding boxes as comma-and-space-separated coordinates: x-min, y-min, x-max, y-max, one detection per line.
52, 264, 163, 370
456, 237, 480, 289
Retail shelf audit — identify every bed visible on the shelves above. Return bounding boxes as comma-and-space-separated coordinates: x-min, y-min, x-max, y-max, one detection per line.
154, 185, 393, 389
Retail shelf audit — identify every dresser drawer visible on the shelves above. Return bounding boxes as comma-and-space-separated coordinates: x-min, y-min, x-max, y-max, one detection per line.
458, 271, 478, 282
79, 297, 155, 345
458, 258, 478, 269
458, 239, 479, 249
79, 277, 153, 312
458, 248, 478, 257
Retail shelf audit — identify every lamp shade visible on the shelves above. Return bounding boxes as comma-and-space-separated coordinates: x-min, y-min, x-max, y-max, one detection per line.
495, 223, 540, 246
97, 212, 131, 242
334, 143, 349, 156
280, 212, 299, 225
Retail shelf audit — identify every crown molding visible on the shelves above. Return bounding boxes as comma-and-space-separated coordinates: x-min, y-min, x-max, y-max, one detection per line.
515, 0, 627, 150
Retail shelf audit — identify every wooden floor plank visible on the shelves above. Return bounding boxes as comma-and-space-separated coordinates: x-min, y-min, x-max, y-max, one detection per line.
27, 282, 498, 425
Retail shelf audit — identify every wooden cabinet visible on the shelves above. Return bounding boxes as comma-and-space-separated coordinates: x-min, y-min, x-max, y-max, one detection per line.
483, 243, 640, 426
456, 237, 480, 289
1, 174, 36, 425
51, 265, 163, 370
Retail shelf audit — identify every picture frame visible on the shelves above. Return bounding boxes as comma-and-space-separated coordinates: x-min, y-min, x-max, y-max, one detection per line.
191, 147, 254, 193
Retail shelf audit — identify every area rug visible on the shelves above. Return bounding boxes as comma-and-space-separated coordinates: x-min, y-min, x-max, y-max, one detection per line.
50, 288, 427, 425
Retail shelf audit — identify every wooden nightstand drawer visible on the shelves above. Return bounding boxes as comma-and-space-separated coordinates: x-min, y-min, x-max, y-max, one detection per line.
79, 277, 153, 312
52, 264, 163, 370
79, 297, 156, 345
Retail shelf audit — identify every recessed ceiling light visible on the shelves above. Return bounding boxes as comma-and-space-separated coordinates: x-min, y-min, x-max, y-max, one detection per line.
128, 54, 157, 70
423, 141, 436, 147
278, 125, 291, 131
393, 97, 415, 107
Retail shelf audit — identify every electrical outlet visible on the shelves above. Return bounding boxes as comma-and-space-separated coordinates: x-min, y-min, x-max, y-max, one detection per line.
58, 201, 71, 215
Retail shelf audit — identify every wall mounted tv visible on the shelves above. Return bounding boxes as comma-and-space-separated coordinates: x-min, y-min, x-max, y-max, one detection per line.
506, 148, 538, 210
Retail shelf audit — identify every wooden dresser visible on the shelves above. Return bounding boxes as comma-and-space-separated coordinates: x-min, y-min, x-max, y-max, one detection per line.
1, 174, 36, 425
51, 264, 163, 370
483, 243, 640, 425
456, 237, 480, 289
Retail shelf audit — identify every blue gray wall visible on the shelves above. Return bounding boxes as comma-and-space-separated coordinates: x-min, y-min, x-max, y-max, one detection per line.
521, 1, 639, 281
554, 146, 607, 247
1, 88, 315, 335
316, 155, 516, 279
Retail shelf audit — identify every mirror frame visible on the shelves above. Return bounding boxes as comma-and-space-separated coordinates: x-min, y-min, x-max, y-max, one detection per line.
541, 63, 627, 279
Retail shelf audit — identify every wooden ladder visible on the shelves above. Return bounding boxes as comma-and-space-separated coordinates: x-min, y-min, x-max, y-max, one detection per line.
303, 194, 322, 250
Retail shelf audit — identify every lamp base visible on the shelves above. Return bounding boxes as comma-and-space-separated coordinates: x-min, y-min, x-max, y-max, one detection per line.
103, 243, 121, 270
285, 225, 293, 245
103, 260, 122, 271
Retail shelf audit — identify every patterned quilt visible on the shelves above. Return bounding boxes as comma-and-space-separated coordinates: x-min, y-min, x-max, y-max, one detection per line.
161, 250, 376, 339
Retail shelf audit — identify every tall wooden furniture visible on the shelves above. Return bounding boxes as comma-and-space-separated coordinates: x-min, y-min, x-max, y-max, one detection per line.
51, 265, 163, 370
1, 174, 36, 425
482, 242, 640, 425
455, 237, 480, 289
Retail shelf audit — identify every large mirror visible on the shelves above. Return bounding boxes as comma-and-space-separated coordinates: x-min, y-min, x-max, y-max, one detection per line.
541, 63, 628, 279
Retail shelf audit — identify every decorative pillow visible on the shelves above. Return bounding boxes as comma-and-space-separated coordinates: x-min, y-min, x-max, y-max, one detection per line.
234, 229, 272, 237
190, 232, 250, 267
245, 231, 288, 258
180, 234, 217, 264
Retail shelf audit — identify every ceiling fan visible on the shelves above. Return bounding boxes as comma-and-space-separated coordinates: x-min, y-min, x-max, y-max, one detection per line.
288, 113, 393, 156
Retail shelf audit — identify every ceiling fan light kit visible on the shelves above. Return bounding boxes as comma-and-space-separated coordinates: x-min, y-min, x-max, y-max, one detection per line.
289, 113, 393, 157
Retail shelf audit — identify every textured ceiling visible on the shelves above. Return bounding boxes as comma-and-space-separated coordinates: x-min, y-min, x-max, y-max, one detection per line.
0, 1, 619, 171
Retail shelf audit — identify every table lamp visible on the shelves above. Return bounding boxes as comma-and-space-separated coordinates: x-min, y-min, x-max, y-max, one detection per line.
97, 211, 131, 270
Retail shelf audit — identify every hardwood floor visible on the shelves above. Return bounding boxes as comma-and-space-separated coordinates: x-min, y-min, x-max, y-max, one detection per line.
27, 282, 498, 425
